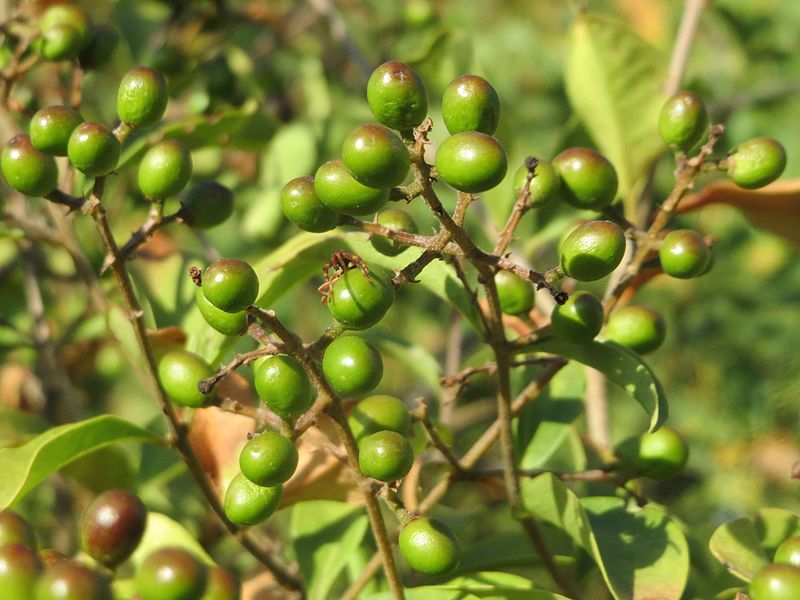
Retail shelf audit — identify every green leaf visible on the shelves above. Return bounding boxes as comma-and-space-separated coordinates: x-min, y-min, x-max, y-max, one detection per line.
62, 446, 136, 493
522, 473, 689, 600
753, 507, 800, 554
0, 416, 162, 509
528, 338, 668, 431
517, 396, 584, 470
290, 501, 369, 600
363, 572, 571, 600
564, 14, 666, 215
130, 512, 214, 567
367, 331, 442, 392
708, 517, 768, 582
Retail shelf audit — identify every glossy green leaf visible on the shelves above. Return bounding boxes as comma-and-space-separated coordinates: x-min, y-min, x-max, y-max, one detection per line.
564, 14, 666, 214
527, 338, 667, 431
0, 416, 161, 508
708, 517, 768, 582
130, 512, 214, 567
363, 572, 571, 600
290, 501, 369, 600
517, 395, 583, 470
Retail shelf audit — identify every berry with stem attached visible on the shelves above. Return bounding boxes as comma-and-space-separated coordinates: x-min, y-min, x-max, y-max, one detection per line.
195, 288, 247, 336
658, 91, 708, 152
358, 430, 414, 482
441, 74, 500, 135
136, 547, 208, 600
239, 431, 298, 487
366, 61, 428, 132
727, 137, 786, 189
659, 229, 711, 279
180, 182, 235, 229
158, 350, 214, 408
322, 335, 383, 397
616, 427, 689, 481
138, 139, 193, 200
67, 122, 120, 177
80, 489, 147, 568
553, 147, 618, 211
254, 354, 314, 421
280, 176, 339, 233
559, 220, 626, 282
30, 106, 82, 156
341, 123, 410, 188
435, 131, 507, 193
399, 517, 461, 576
201, 259, 259, 313
117, 67, 169, 129
223, 473, 282, 527
605, 305, 666, 355
314, 159, 389, 216
550, 290, 604, 342
327, 267, 395, 330
512, 159, 561, 208
1, 134, 58, 196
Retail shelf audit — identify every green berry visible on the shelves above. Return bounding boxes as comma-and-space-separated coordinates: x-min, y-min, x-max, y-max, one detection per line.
366, 61, 428, 131
553, 147, 618, 210
341, 123, 410, 188
399, 517, 461, 576
314, 159, 389, 216
201, 259, 259, 313
200, 566, 240, 600
775, 537, 800, 568
1, 134, 58, 196
658, 91, 708, 151
0, 544, 41, 599
239, 431, 298, 487
636, 427, 689, 480
370, 208, 418, 256
512, 160, 561, 208
223, 473, 282, 527
117, 67, 169, 128
348, 394, 411, 441
195, 288, 247, 336
138, 139, 193, 200
40, 24, 84, 61
749, 564, 800, 600
280, 176, 339, 233
659, 229, 710, 279
78, 24, 119, 70
67, 122, 120, 177
158, 350, 214, 408
322, 336, 383, 397
358, 430, 414, 482
494, 270, 534, 316
136, 547, 208, 600
34, 561, 112, 600
727, 137, 786, 189
30, 106, 82, 156
254, 355, 314, 421
605, 305, 665, 355
559, 220, 626, 282
0, 510, 37, 549
180, 182, 234, 229
327, 267, 395, 330
435, 131, 507, 193
80, 489, 147, 568
39, 4, 90, 45
550, 291, 604, 342
441, 74, 500, 135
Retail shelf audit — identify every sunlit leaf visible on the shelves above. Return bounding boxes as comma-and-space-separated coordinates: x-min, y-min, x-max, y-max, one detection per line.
129, 512, 214, 567
363, 571, 571, 599
709, 517, 768, 582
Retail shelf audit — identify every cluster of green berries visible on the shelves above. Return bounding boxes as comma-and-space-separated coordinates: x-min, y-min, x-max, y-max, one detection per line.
0, 492, 239, 600
748, 536, 800, 600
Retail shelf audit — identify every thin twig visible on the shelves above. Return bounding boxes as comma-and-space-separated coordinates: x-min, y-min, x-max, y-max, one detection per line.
665, 0, 708, 96
412, 399, 463, 473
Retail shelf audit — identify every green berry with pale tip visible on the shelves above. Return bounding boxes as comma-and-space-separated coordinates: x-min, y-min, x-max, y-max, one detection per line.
30, 105, 82, 156
442, 74, 500, 135
201, 259, 259, 313
559, 220, 626, 282
399, 517, 461, 576
327, 267, 395, 330
349, 394, 411, 441
280, 176, 339, 232
605, 305, 665, 355
314, 159, 389, 216
239, 431, 298, 487
67, 122, 120, 177
358, 430, 414, 482
659, 229, 710, 279
223, 473, 282, 527
180, 182, 235, 229
512, 160, 561, 208
117, 67, 169, 128
195, 288, 247, 336
158, 350, 214, 408
1, 134, 58, 196
136, 547, 208, 600
727, 137, 786, 189
366, 61, 428, 131
322, 336, 383, 397
550, 291, 604, 342
435, 131, 507, 193
370, 208, 418, 256
138, 139, 192, 200
553, 147, 618, 210
658, 91, 708, 151
341, 123, 410, 188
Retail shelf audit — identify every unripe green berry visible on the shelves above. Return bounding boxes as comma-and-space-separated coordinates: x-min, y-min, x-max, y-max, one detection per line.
1, 134, 58, 196
30, 106, 82, 156
314, 159, 389, 216
749, 564, 800, 600
553, 147, 618, 211
399, 517, 461, 576
223, 473, 282, 527
341, 123, 410, 188
322, 336, 383, 397
605, 305, 665, 355
775, 537, 800, 568
550, 290, 604, 342
195, 288, 247, 336
39, 4, 90, 45
512, 160, 561, 208
158, 350, 214, 408
34, 560, 112, 600
254, 355, 314, 421
201, 259, 259, 313
40, 24, 83, 61
659, 229, 710, 279
0, 510, 37, 549
367, 61, 428, 131
136, 547, 208, 600
280, 176, 339, 233
138, 139, 193, 200
658, 91, 708, 152
358, 430, 414, 482
441, 74, 500, 135
494, 270, 534, 316
180, 182, 235, 229
201, 566, 240, 600
348, 394, 411, 441
370, 208, 418, 256
328, 267, 395, 330
0, 543, 41, 599
239, 431, 298, 487
435, 131, 507, 193
727, 137, 786, 189
117, 67, 169, 129
559, 220, 626, 282
615, 427, 688, 481
80, 490, 147, 568
67, 122, 120, 177
78, 24, 119, 70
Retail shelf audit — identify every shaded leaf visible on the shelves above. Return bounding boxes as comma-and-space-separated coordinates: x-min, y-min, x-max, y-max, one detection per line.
753, 507, 800, 554
129, 512, 214, 567
366, 331, 442, 393
0, 416, 161, 508
708, 517, 768, 581
564, 14, 666, 214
